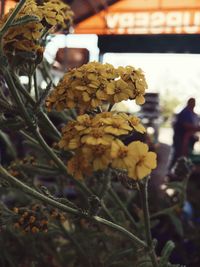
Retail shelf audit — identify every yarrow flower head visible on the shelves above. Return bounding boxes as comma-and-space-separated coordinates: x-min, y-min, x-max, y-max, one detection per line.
39, 0, 74, 30
58, 111, 156, 180
46, 62, 148, 114
118, 66, 148, 104
46, 62, 156, 181
0, 0, 73, 63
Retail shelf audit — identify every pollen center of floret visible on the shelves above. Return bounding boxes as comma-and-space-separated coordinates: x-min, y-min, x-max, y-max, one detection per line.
115, 87, 121, 93
92, 128, 103, 138
119, 148, 128, 158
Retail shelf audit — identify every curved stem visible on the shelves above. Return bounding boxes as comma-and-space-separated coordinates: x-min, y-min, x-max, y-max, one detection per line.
33, 129, 98, 201
0, 165, 147, 249
61, 224, 93, 267
37, 111, 61, 140
20, 130, 39, 145
109, 187, 138, 231
139, 178, 159, 267
12, 72, 61, 140
0, 0, 26, 37
101, 201, 116, 223
3, 68, 35, 130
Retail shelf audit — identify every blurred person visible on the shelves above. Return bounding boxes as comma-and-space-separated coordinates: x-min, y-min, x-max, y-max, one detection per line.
169, 98, 200, 169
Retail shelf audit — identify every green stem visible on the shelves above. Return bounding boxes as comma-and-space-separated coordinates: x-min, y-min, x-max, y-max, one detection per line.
101, 201, 116, 223
37, 111, 61, 140
109, 187, 138, 231
12, 73, 61, 140
61, 224, 93, 267
151, 206, 177, 219
41, 60, 54, 85
19, 130, 39, 145
33, 129, 93, 196
97, 171, 116, 222
3, 68, 35, 130
98, 172, 110, 199
0, 165, 147, 249
40, 27, 49, 40
33, 71, 39, 101
0, 0, 26, 37
12, 73, 35, 105
0, 165, 79, 215
0, 98, 17, 113
93, 215, 146, 248
139, 178, 159, 267
28, 73, 32, 93
11, 72, 61, 140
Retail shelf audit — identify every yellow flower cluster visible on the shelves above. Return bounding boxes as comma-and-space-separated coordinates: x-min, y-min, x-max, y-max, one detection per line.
0, 0, 73, 58
46, 62, 148, 114
59, 112, 156, 180
41, 0, 73, 29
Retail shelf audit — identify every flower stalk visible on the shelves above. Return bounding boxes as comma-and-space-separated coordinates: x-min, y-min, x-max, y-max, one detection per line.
139, 177, 159, 267
0, 165, 147, 249
0, 0, 26, 38
109, 187, 138, 231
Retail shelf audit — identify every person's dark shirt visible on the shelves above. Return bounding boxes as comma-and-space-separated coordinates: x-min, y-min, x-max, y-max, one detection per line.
173, 107, 197, 141
172, 106, 198, 158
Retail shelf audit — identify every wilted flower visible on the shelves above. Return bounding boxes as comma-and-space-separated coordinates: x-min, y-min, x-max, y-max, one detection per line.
58, 121, 80, 150
67, 152, 92, 180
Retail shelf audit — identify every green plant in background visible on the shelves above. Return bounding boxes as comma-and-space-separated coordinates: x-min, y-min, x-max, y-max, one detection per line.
0, 1, 192, 266
160, 91, 180, 127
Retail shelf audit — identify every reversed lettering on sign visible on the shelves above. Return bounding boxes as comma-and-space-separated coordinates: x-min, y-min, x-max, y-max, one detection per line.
105, 11, 200, 34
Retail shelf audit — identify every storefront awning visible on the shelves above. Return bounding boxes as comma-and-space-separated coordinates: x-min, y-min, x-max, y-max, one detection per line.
74, 0, 200, 35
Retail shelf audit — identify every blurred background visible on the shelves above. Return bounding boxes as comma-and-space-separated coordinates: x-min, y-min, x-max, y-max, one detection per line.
2, 1, 200, 265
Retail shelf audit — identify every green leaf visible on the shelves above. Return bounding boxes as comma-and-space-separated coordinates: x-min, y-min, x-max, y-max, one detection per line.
136, 254, 152, 267
0, 130, 16, 159
34, 82, 52, 110
104, 248, 133, 267
168, 212, 183, 236
159, 240, 175, 267
11, 15, 40, 26
15, 164, 60, 176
